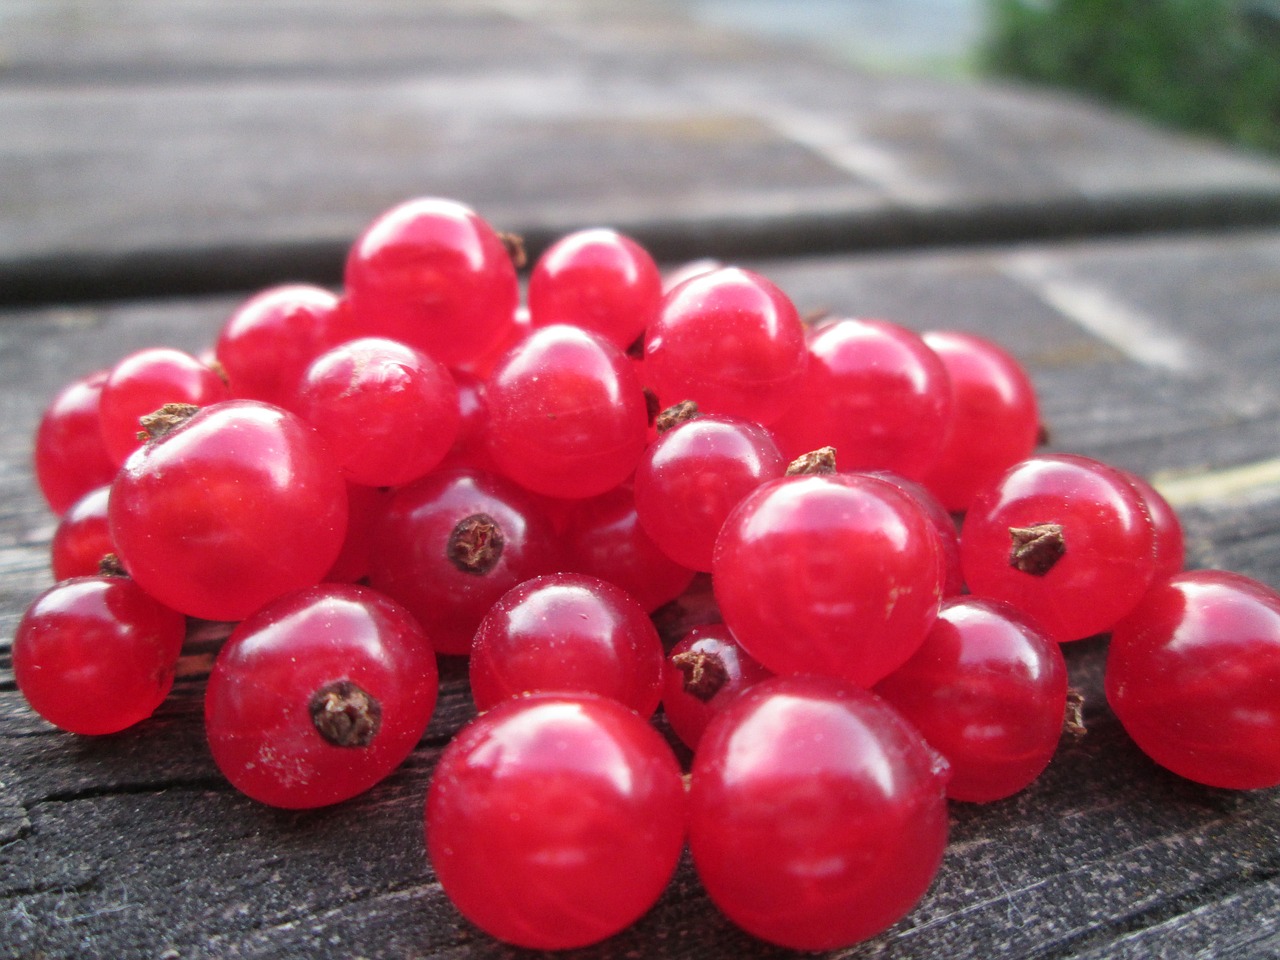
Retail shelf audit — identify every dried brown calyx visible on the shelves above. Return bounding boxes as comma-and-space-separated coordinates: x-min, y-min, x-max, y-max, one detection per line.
309, 680, 382, 747
98, 553, 128, 578
655, 400, 700, 434
137, 403, 199, 443
499, 231, 527, 269
1008, 522, 1066, 576
448, 513, 506, 574
671, 649, 729, 703
786, 446, 837, 476
1064, 688, 1087, 738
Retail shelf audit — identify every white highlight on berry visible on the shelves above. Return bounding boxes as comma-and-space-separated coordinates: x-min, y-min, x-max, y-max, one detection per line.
1002, 253, 1196, 374
1153, 457, 1280, 508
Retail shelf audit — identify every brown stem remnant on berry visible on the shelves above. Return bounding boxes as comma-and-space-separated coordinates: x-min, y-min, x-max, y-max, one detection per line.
671, 649, 729, 703
137, 403, 200, 443
499, 231, 527, 270
786, 446, 837, 476
1008, 522, 1066, 576
448, 513, 506, 575
309, 679, 382, 747
1036, 423, 1052, 447
98, 553, 128, 578
1064, 687, 1087, 738
656, 400, 700, 434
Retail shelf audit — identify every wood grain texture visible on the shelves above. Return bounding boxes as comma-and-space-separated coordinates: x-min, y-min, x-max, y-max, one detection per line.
2, 229, 1278, 959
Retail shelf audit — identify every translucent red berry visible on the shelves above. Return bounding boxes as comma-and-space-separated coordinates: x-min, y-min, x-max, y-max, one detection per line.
49, 484, 114, 580
661, 622, 772, 750
33, 370, 118, 515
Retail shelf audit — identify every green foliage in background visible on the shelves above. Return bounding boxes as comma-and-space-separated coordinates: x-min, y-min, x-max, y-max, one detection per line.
984, 0, 1280, 153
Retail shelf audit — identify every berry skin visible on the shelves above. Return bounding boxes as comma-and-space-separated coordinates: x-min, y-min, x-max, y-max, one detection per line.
344, 197, 518, 367
108, 400, 348, 622
689, 675, 950, 951
49, 484, 114, 580
643, 267, 807, 425
960, 453, 1157, 643
1122, 469, 1186, 581
875, 597, 1067, 802
1106, 570, 1280, 790
865, 470, 965, 598
713, 471, 944, 687
484, 324, 649, 499
295, 336, 460, 488
469, 574, 664, 716
368, 468, 560, 655
769, 318, 952, 480
205, 584, 438, 808
215, 284, 345, 409
633, 409, 786, 572
33, 370, 118, 516
919, 330, 1040, 511
527, 228, 663, 350
661, 623, 773, 750
13, 576, 186, 735
426, 693, 687, 950
98, 347, 231, 466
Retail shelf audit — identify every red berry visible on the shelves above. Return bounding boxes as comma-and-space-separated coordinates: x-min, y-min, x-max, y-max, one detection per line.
13, 576, 186, 735
713, 471, 944, 686
1106, 570, 1280, 789
49, 484, 114, 580
33, 370, 118, 516
485, 324, 649, 499
875, 597, 1067, 802
426, 693, 687, 950
661, 623, 772, 750
109, 400, 347, 621
643, 267, 807, 425
1122, 469, 1186, 581
205, 583, 438, 808
344, 197, 518, 367
689, 675, 949, 950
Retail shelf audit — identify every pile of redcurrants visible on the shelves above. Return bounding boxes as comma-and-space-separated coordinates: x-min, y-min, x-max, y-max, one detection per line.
16, 197, 1280, 951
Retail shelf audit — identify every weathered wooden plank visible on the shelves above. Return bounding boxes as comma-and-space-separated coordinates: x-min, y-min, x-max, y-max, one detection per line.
4, 1, 1280, 302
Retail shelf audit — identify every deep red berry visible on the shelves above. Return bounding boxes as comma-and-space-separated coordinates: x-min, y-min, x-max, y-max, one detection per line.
643, 267, 807, 425
484, 324, 649, 499
1123, 469, 1186, 581
324, 482, 390, 584
205, 584, 438, 808
960, 453, 1157, 643
295, 337, 460, 487
1106, 570, 1280, 790
469, 573, 664, 716
865, 470, 965, 597
713, 471, 944, 686
875, 597, 1067, 802
426, 693, 687, 950
49, 484, 114, 580
661, 623, 772, 750
769, 318, 952, 480
527, 228, 662, 350
689, 675, 949, 951
109, 400, 347, 621
368, 468, 560, 655
13, 576, 186, 735
919, 330, 1040, 511
344, 197, 518, 367
33, 370, 118, 516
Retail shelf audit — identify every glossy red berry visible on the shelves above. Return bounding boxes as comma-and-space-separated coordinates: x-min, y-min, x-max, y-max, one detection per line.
689, 675, 949, 951
769, 318, 952, 480
33, 370, 118, 516
205, 583, 438, 808
368, 468, 560, 654
484, 324, 649, 499
344, 197, 518, 367
1123, 469, 1186, 581
13, 575, 186, 735
1106, 570, 1280, 790
527, 228, 662, 350
643, 267, 806, 425
49, 484, 114, 580
109, 400, 348, 621
324, 482, 390, 584
295, 337, 460, 487
215, 284, 344, 409
960, 453, 1157, 643
633, 408, 786, 572
469, 573, 664, 716
98, 347, 230, 466
865, 470, 965, 597
919, 330, 1040, 511
713, 471, 944, 686
661, 623, 772, 750
875, 597, 1067, 802
426, 693, 687, 950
